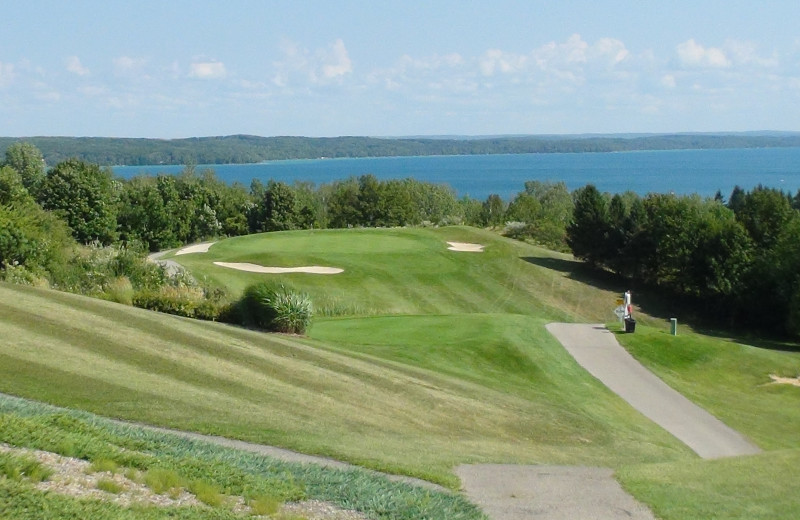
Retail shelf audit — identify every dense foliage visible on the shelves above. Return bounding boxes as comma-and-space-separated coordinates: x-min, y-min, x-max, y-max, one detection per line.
3, 133, 800, 166
567, 185, 800, 336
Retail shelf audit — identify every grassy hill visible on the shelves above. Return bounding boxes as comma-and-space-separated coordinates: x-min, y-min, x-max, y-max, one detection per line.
2, 225, 799, 519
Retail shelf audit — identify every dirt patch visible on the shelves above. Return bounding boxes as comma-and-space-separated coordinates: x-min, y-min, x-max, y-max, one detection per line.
213, 262, 344, 274
769, 374, 800, 387
447, 242, 485, 252
175, 242, 215, 256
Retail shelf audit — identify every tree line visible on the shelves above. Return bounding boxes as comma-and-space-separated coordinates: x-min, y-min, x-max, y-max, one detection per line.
567, 184, 800, 336
3, 133, 800, 167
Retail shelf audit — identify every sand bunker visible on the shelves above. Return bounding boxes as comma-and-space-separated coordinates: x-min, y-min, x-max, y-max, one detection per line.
769, 374, 800, 387
447, 241, 485, 252
175, 242, 215, 256
213, 262, 343, 274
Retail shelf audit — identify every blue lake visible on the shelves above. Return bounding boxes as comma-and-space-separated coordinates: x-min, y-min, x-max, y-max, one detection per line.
114, 147, 800, 201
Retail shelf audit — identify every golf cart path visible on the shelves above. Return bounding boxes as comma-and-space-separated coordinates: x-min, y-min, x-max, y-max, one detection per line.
546, 323, 761, 459
455, 464, 658, 520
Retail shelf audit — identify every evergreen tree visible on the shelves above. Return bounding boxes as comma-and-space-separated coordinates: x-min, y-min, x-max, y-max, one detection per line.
566, 185, 610, 267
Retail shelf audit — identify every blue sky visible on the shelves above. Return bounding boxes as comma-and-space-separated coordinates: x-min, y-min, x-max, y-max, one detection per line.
2, 1, 799, 137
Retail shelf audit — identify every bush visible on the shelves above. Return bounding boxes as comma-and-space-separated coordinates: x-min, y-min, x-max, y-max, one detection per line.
239, 281, 313, 334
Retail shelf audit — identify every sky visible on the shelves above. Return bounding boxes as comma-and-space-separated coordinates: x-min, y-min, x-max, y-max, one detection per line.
2, 1, 800, 138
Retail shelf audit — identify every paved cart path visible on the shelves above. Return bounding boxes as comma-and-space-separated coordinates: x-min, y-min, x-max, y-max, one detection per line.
546, 323, 761, 459
455, 464, 658, 520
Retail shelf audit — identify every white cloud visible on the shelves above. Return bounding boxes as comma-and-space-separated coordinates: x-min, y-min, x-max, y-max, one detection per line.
113, 56, 148, 76
723, 40, 778, 67
273, 38, 354, 87
321, 39, 352, 79
661, 74, 677, 88
65, 55, 90, 76
479, 49, 527, 76
534, 34, 589, 69
677, 39, 730, 68
591, 38, 630, 66
189, 60, 227, 79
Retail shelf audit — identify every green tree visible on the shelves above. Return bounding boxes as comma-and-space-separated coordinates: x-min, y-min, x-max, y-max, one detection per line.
3, 142, 46, 195
327, 177, 361, 228
117, 176, 176, 251
38, 159, 119, 245
566, 185, 610, 267
356, 174, 381, 226
411, 181, 459, 225
732, 185, 794, 250
0, 166, 30, 206
264, 180, 297, 231
459, 196, 484, 226
482, 194, 506, 228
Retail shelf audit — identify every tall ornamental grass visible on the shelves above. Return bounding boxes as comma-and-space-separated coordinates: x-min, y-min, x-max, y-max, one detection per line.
239, 280, 313, 334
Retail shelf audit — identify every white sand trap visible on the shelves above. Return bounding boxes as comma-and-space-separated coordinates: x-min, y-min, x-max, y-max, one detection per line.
769, 374, 800, 387
175, 242, 216, 256
214, 262, 343, 274
447, 241, 485, 252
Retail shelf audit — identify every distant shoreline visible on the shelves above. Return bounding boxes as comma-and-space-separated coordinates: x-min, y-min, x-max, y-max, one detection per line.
3, 133, 800, 168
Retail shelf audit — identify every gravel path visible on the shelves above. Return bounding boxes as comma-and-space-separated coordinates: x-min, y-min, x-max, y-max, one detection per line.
546, 323, 761, 458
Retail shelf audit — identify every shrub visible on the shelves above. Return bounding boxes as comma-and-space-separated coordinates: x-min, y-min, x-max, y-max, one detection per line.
239, 281, 313, 334
132, 286, 206, 318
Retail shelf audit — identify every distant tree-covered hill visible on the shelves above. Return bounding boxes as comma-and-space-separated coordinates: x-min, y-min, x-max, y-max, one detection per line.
2, 133, 800, 167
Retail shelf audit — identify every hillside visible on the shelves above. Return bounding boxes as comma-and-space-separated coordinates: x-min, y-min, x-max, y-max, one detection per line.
3, 133, 800, 166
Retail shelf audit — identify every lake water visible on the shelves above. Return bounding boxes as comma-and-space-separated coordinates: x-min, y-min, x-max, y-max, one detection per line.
114, 147, 800, 201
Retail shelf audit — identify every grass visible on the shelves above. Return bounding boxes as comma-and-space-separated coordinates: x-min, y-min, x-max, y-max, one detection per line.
169, 227, 622, 322
90, 457, 119, 474
614, 324, 800, 449
617, 449, 800, 520
96, 477, 124, 494
0, 451, 52, 483
144, 468, 184, 495
0, 395, 483, 519
0, 281, 690, 488
1, 225, 799, 519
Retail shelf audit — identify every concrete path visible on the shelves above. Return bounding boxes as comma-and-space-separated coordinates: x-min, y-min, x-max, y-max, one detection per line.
456, 465, 657, 520
546, 323, 761, 459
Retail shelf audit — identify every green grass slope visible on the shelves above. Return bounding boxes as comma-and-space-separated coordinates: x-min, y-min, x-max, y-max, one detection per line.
0, 281, 689, 488
3, 225, 799, 519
